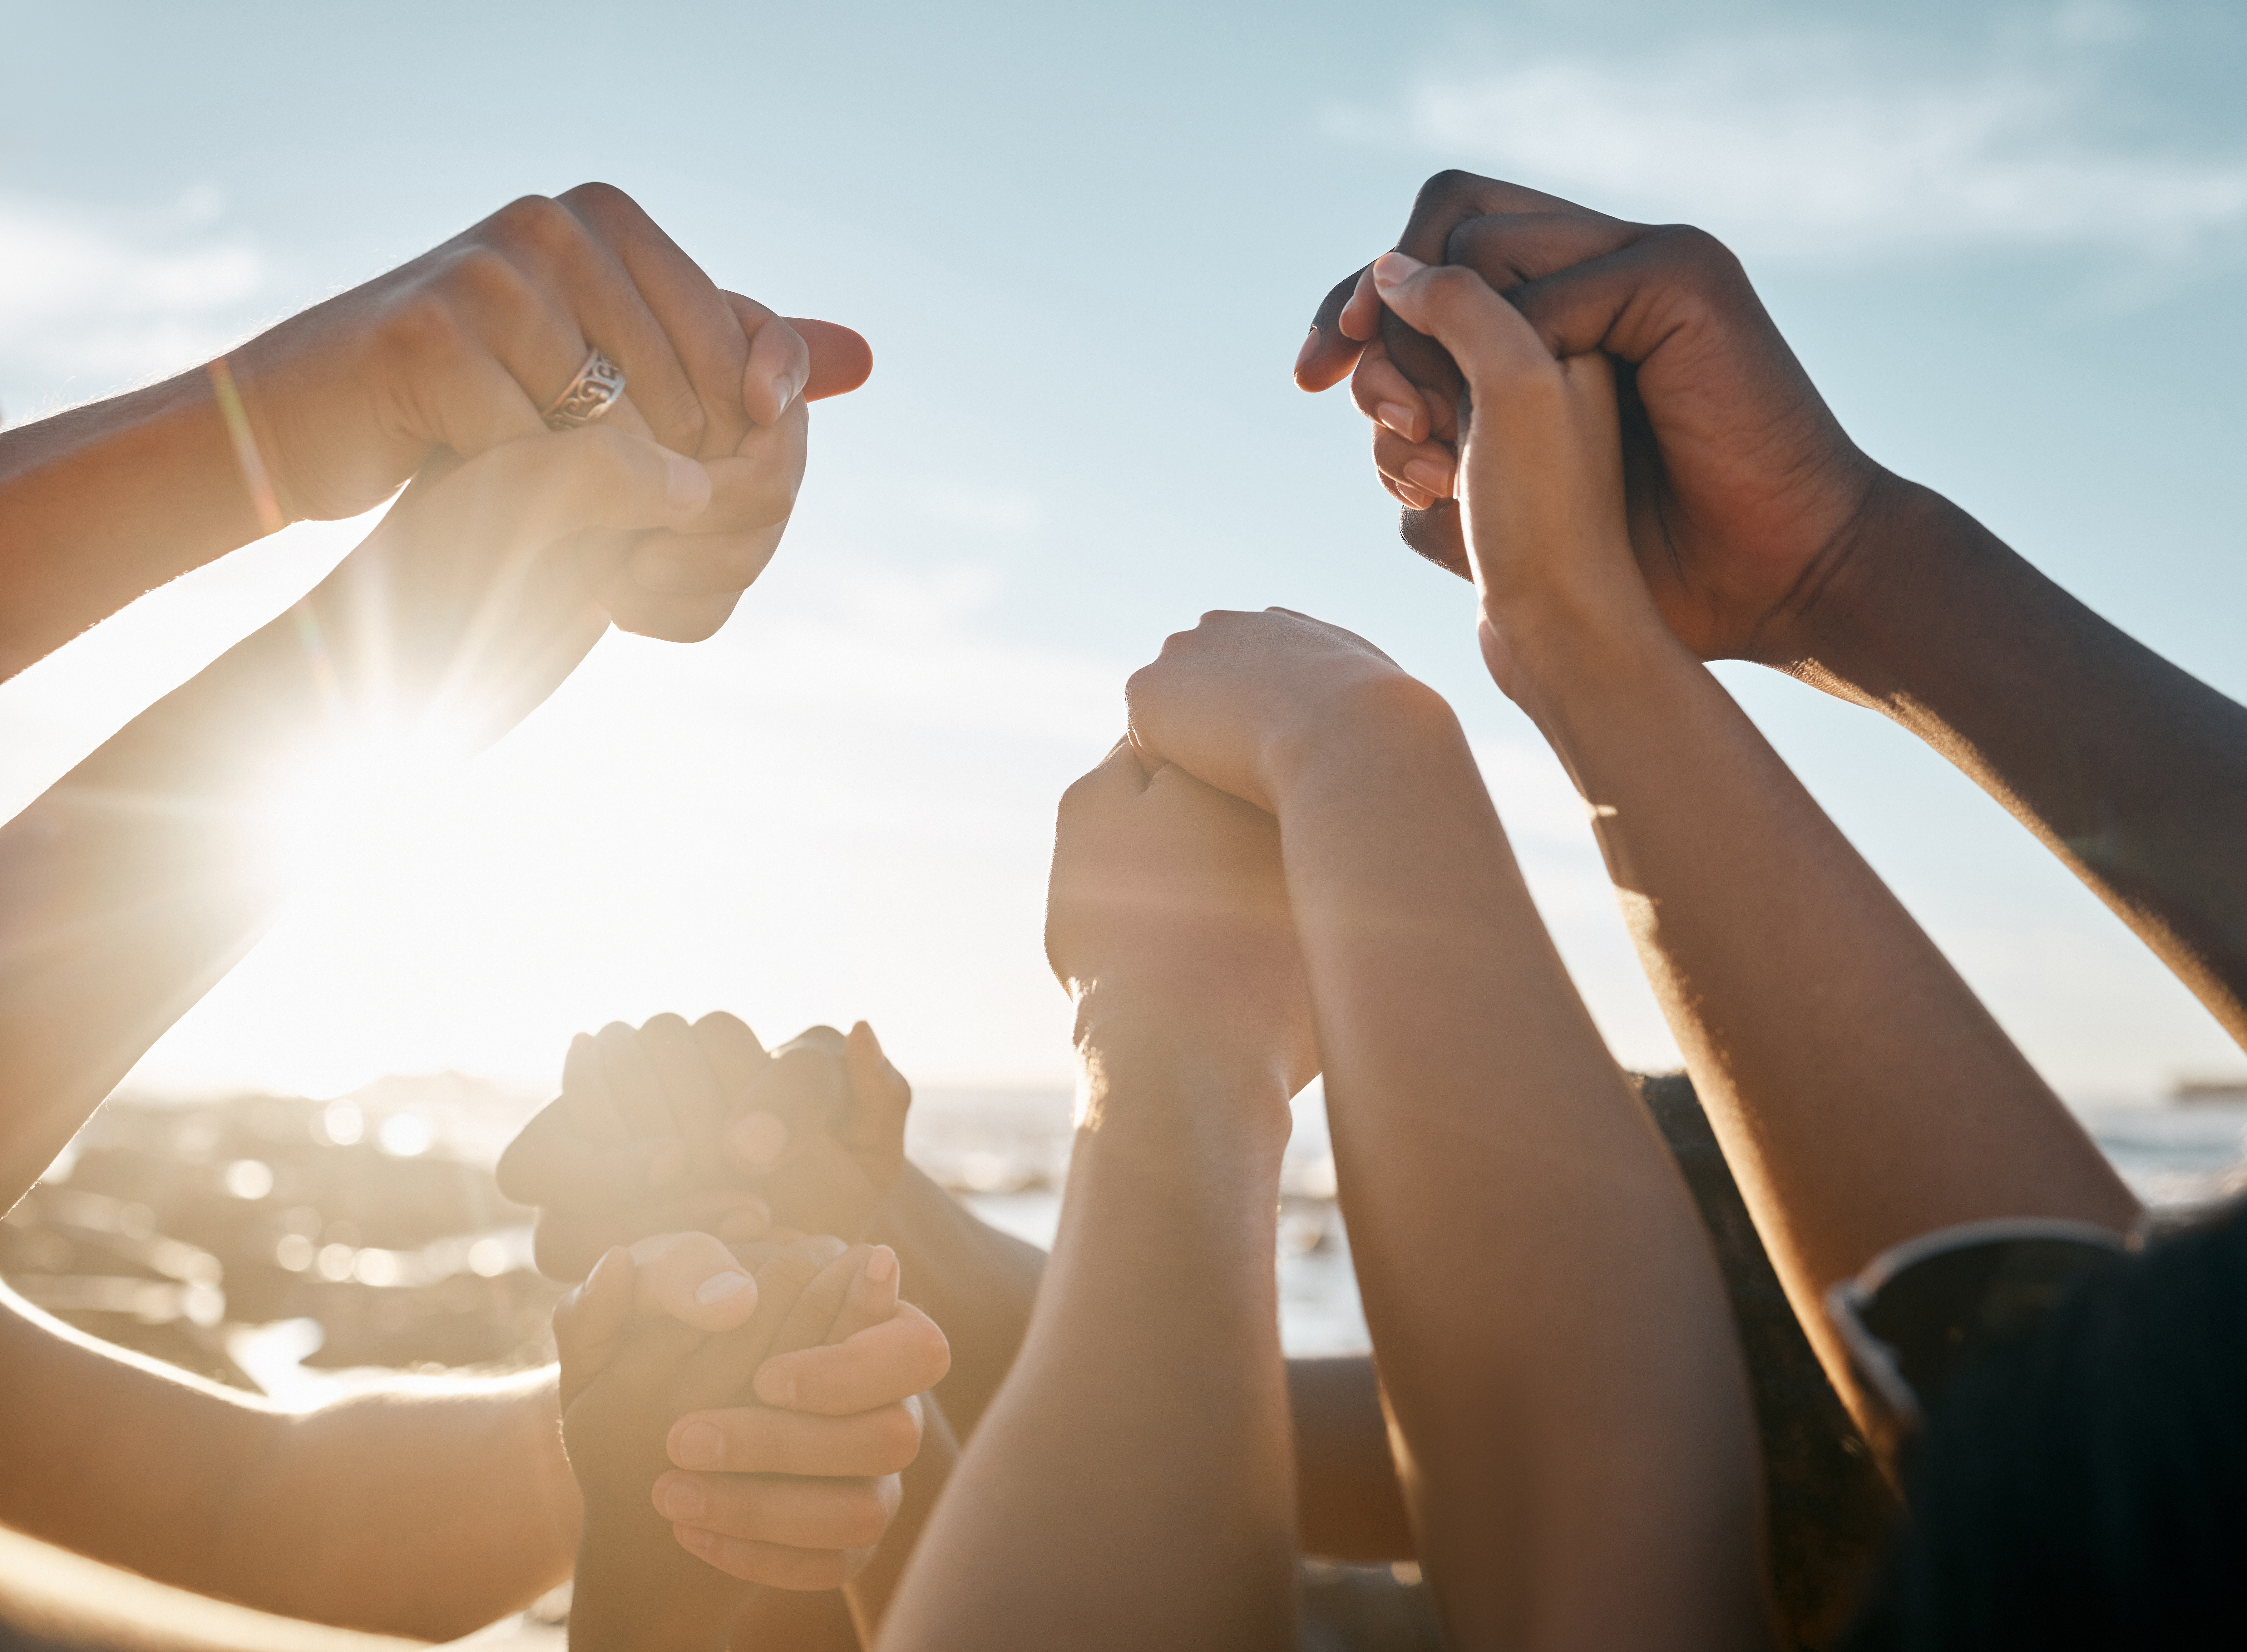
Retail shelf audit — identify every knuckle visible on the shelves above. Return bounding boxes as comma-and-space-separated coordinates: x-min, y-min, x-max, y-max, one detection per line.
836, 1484, 892, 1548
436, 243, 527, 308
1653, 224, 1744, 286
870, 1404, 922, 1468
1417, 168, 1485, 210
558, 179, 642, 221
384, 290, 467, 362
491, 193, 585, 258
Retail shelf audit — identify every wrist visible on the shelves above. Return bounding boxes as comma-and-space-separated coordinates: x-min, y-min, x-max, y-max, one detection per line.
1501, 611, 1707, 764
1262, 670, 1459, 814
1071, 1000, 1297, 1124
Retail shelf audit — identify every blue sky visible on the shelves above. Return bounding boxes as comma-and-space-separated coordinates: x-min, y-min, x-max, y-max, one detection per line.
3, 0, 2245, 1100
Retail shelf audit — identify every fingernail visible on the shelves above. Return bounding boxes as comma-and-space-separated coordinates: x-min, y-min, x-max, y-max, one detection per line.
1375, 402, 1419, 439
660, 1479, 706, 1522
1293, 327, 1318, 373
696, 1270, 752, 1305
1404, 459, 1454, 497
677, 1421, 725, 1468
674, 1523, 712, 1553
664, 454, 709, 516
866, 1245, 896, 1284
1397, 482, 1436, 510
757, 1364, 798, 1408
1372, 251, 1425, 289
648, 1142, 691, 1189
728, 1112, 790, 1173
769, 372, 801, 416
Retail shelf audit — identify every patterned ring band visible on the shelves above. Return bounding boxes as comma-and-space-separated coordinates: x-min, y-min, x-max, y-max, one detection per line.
542, 348, 628, 430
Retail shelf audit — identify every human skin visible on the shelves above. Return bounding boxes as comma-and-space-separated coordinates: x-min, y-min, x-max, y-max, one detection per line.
1126, 612, 1771, 1652
879, 745, 1314, 1652
0, 183, 872, 676
0, 426, 715, 1213
0, 1225, 941, 1641
1359, 248, 2140, 1435
497, 1012, 1417, 1559
0, 1281, 575, 1641
1296, 169, 2247, 1059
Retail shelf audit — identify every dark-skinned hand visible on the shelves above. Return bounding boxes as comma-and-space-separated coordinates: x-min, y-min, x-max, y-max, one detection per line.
1297, 169, 1887, 664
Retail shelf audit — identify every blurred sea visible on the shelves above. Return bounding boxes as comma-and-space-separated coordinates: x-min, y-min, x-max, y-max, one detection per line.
3, 1078, 2241, 1650
8, 1080, 2246, 1401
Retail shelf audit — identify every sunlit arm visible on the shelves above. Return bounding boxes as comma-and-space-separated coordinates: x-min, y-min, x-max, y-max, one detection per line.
0, 373, 272, 681
0, 1283, 576, 1639
1270, 681, 1772, 1652
0, 428, 705, 1211
1796, 477, 2247, 1053
876, 1039, 1301, 1652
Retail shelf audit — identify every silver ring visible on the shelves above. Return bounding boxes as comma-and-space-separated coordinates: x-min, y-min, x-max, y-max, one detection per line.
542, 347, 627, 430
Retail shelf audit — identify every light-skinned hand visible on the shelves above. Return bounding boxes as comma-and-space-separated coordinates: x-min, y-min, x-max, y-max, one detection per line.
496, 1015, 913, 1281
1123, 607, 1432, 815
1366, 249, 1680, 704
230, 183, 873, 643
1045, 741, 1316, 1108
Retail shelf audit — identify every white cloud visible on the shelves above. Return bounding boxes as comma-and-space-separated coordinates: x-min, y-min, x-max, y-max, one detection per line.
0, 187, 267, 415
1331, 27, 2247, 262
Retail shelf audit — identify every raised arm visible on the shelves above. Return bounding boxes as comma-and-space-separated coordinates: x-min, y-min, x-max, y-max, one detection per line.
1126, 610, 1770, 1652
0, 183, 871, 673
879, 746, 1315, 1652
1299, 170, 2247, 1052
1363, 251, 2139, 1427
0, 426, 710, 1209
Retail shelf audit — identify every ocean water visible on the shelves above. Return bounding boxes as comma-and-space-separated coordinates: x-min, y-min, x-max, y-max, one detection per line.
914, 1086, 2247, 1359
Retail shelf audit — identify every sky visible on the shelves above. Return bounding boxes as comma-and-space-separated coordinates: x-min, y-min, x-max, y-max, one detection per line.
3, 0, 2246, 1104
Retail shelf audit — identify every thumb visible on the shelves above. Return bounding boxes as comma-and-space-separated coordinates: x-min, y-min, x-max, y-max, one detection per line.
1368, 252, 1549, 392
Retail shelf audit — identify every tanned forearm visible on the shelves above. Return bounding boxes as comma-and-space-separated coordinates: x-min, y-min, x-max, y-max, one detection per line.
877, 1036, 1299, 1652
1273, 683, 1769, 1652
0, 1288, 574, 1639
872, 1161, 1409, 1555
0, 599, 336, 1208
1531, 606, 2139, 1425
1797, 474, 2247, 1048
0, 371, 270, 680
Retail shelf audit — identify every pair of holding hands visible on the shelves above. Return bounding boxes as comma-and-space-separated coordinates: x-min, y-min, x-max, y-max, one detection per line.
270, 185, 871, 750
1050, 173, 1849, 1061
501, 1015, 947, 1594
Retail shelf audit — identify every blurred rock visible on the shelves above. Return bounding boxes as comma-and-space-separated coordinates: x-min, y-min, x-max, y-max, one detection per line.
2, 1089, 561, 1394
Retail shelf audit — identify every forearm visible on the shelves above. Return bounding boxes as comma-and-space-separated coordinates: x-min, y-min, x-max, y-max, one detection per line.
228, 1372, 578, 1638
0, 1291, 574, 1639
879, 1039, 1298, 1652
0, 538, 454, 1207
1797, 474, 2247, 1046
872, 1169, 1403, 1555
0, 370, 268, 679
1275, 691, 1767, 1651
865, 1165, 1045, 1437
1530, 622, 2136, 1393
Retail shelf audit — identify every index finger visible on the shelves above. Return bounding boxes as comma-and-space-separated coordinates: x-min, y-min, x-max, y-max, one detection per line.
1296, 170, 1596, 391
559, 182, 756, 460
750, 1303, 952, 1417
